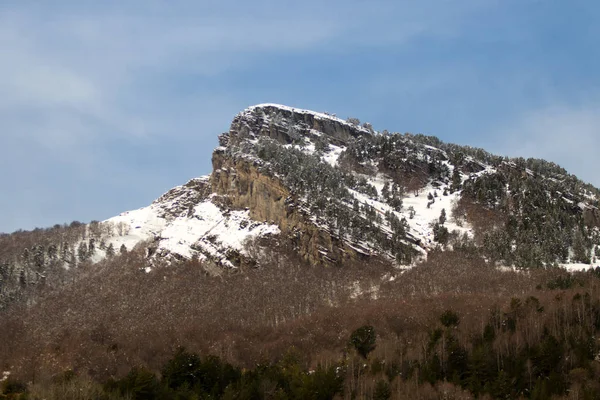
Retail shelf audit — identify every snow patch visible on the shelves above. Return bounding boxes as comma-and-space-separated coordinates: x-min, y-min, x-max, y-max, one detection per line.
103, 196, 279, 267
246, 103, 372, 134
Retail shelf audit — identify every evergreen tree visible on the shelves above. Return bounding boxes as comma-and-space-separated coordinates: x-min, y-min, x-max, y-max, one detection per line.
77, 242, 88, 262
88, 238, 96, 256
373, 379, 391, 400
106, 243, 115, 258
381, 182, 390, 200
349, 325, 376, 359
451, 168, 462, 192
573, 228, 591, 264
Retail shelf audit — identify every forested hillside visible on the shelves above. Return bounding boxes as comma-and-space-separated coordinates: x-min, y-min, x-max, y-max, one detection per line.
1, 104, 600, 399
3, 245, 600, 399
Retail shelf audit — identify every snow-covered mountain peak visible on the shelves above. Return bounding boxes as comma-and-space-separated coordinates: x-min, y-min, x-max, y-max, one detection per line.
3, 103, 600, 312
89, 103, 600, 272
242, 103, 374, 135
226, 103, 373, 150
39, 103, 595, 274
105, 180, 280, 269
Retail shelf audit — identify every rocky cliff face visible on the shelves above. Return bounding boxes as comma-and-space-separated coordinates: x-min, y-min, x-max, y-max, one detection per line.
98, 103, 599, 271
207, 104, 381, 265
3, 104, 599, 310
96, 104, 386, 269
210, 151, 365, 266
227, 104, 370, 148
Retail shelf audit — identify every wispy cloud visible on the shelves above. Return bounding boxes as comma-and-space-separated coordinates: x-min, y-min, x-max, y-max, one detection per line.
1, 0, 595, 232
489, 103, 600, 187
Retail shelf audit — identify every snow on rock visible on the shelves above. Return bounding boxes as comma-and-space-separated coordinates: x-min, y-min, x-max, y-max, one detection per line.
159, 199, 280, 265
561, 263, 598, 272
106, 205, 167, 251
245, 103, 373, 134
103, 194, 279, 268
85, 103, 594, 272
322, 144, 345, 167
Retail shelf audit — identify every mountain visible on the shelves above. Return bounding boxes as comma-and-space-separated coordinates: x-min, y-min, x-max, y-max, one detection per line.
3, 104, 600, 399
66, 104, 600, 266
2, 103, 600, 306
110, 103, 600, 269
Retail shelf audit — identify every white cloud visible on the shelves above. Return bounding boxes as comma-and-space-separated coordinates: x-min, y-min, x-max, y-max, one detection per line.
0, 0, 518, 232
490, 104, 600, 187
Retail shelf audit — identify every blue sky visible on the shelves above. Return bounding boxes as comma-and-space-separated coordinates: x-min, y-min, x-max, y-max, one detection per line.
1, 0, 599, 233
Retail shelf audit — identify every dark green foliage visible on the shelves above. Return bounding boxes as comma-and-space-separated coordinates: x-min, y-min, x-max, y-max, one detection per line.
373, 379, 391, 400
248, 138, 413, 258
77, 241, 88, 262
440, 310, 460, 328
451, 168, 462, 192
339, 134, 451, 187
105, 243, 115, 258
102, 349, 344, 400
301, 365, 344, 400
161, 347, 241, 397
161, 347, 203, 391
349, 325, 377, 359
432, 223, 449, 245
106, 366, 161, 400
439, 208, 446, 225
463, 168, 594, 267
1, 379, 27, 396
547, 274, 580, 290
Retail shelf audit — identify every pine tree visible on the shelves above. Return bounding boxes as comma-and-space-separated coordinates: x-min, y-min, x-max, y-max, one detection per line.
573, 228, 591, 264
106, 243, 115, 258
88, 238, 96, 256
451, 168, 462, 192
77, 242, 88, 262
373, 380, 391, 400
349, 325, 376, 359
408, 206, 416, 219
381, 182, 390, 200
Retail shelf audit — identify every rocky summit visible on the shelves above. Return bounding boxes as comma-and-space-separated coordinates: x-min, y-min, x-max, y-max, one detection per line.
2, 103, 600, 305
3, 104, 600, 400
102, 103, 600, 270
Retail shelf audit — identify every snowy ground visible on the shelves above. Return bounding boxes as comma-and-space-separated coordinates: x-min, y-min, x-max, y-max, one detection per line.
81, 105, 596, 272
317, 143, 477, 265
102, 195, 279, 269
560, 262, 599, 272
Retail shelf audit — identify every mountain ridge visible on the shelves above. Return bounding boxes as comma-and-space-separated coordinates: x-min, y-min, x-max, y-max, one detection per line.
1, 103, 599, 308
101, 103, 600, 269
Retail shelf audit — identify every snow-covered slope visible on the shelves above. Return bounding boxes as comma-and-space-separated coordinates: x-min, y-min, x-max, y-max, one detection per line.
4, 103, 600, 315
84, 103, 600, 270
90, 105, 477, 268
103, 179, 279, 269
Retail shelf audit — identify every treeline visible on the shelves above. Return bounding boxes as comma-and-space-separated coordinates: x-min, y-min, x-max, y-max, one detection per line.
335, 130, 600, 268
0, 220, 129, 309
5, 267, 600, 399
3, 241, 600, 398
2, 346, 344, 400
407, 132, 600, 199
240, 138, 415, 262
461, 168, 600, 268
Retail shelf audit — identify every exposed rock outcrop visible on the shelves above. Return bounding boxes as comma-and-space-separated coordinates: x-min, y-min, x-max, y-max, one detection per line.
210, 150, 368, 266
228, 104, 371, 147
